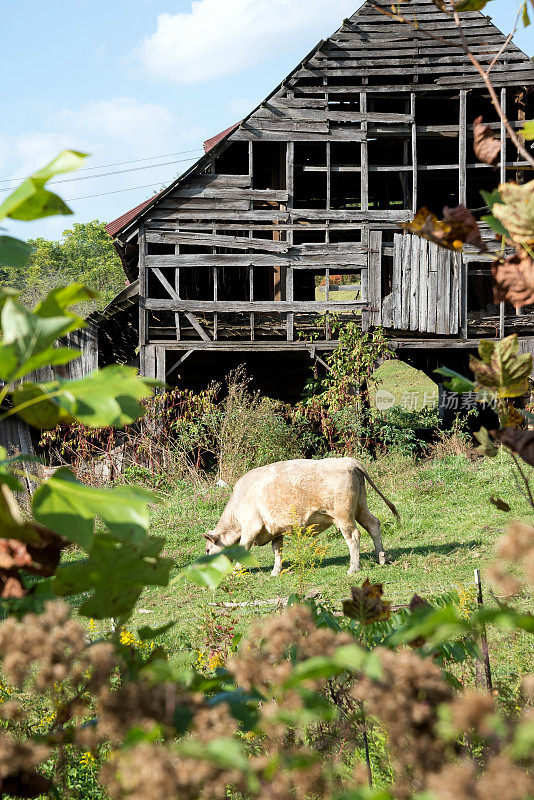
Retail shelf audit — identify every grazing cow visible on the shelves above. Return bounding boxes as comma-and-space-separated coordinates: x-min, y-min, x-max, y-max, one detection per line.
203, 458, 399, 576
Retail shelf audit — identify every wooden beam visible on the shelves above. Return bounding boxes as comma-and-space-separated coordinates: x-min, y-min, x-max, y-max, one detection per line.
146, 299, 368, 313
138, 224, 147, 347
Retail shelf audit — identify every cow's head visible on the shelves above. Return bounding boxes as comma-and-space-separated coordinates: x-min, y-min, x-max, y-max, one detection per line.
203, 530, 223, 555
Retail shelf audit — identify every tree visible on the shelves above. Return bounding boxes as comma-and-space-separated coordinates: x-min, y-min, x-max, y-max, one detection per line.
0, 220, 125, 311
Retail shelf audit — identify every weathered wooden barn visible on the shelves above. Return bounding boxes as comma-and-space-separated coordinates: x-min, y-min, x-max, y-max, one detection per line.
102, 0, 534, 400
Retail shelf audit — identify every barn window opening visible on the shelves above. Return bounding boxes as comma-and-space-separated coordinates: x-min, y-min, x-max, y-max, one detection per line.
294, 171, 327, 209
217, 266, 250, 301
329, 229, 361, 243
147, 242, 175, 255
331, 142, 360, 166
252, 142, 287, 189
367, 94, 409, 115
417, 135, 459, 166
466, 165, 499, 213
368, 172, 408, 210
327, 93, 360, 112
331, 172, 361, 209
180, 266, 213, 300
417, 169, 459, 214
368, 137, 411, 167
214, 142, 249, 174
416, 92, 460, 126
293, 230, 326, 245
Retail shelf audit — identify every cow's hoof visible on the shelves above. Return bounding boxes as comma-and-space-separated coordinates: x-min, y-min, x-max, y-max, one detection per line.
378, 551, 386, 566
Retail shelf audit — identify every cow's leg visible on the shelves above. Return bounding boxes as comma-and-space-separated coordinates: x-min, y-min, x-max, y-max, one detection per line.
271, 536, 284, 577
339, 525, 361, 575
356, 506, 386, 566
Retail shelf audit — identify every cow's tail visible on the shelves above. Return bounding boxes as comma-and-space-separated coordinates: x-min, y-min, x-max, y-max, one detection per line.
360, 469, 400, 520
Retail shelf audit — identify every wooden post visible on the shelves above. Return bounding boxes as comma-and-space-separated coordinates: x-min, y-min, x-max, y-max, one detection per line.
139, 224, 147, 347
474, 569, 493, 693
360, 91, 368, 213
459, 90, 467, 206
411, 92, 417, 214
174, 244, 181, 341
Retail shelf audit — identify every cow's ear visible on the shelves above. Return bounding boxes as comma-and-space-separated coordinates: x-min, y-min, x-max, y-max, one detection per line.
203, 531, 218, 543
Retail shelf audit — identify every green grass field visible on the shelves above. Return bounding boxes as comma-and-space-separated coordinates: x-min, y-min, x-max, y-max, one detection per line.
126, 449, 533, 690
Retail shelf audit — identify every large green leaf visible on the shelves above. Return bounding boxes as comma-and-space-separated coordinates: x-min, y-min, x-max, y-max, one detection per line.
52, 534, 172, 619
0, 151, 87, 222
180, 546, 257, 590
283, 644, 382, 688
34, 284, 98, 318
0, 235, 31, 268
521, 120, 534, 140
32, 467, 159, 548
434, 366, 476, 394
0, 296, 83, 381
11, 365, 157, 429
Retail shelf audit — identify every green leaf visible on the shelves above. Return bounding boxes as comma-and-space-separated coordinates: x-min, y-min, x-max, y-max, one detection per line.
0, 236, 31, 268
32, 467, 159, 548
454, 0, 491, 9
481, 214, 510, 239
0, 151, 87, 222
474, 427, 499, 458
0, 446, 41, 493
181, 552, 234, 590
522, 1, 531, 27
480, 188, 503, 211
219, 545, 258, 567
11, 365, 157, 430
34, 284, 98, 318
521, 120, 534, 140
179, 545, 257, 590
52, 534, 172, 620
434, 366, 476, 394
284, 644, 381, 688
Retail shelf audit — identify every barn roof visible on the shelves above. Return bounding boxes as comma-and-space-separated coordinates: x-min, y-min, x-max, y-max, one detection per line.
106, 192, 163, 237
105, 0, 534, 242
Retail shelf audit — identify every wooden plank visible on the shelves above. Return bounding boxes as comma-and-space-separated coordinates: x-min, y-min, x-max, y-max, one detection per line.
400, 235, 412, 331
427, 244, 438, 334
436, 250, 448, 335
191, 174, 251, 187
451, 252, 461, 335
156, 347, 166, 384
411, 92, 417, 214
170, 188, 288, 201
145, 299, 368, 312
368, 230, 382, 324
409, 237, 419, 332
138, 224, 147, 347
153, 267, 178, 298
147, 253, 367, 267
183, 312, 212, 342
147, 230, 289, 252
231, 129, 366, 143
418, 239, 429, 333
142, 344, 156, 379
459, 89, 467, 205
392, 234, 402, 329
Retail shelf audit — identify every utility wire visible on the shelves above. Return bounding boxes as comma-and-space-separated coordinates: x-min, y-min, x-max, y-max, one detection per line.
0, 148, 204, 188
65, 182, 169, 202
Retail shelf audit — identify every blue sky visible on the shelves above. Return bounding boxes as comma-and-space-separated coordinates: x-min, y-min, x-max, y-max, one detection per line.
1, 0, 531, 241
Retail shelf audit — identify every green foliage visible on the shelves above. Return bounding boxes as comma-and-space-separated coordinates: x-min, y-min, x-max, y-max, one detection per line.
0, 151, 86, 223
0, 220, 125, 311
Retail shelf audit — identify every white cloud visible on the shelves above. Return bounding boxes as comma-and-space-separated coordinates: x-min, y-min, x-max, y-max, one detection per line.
56, 97, 178, 158
137, 0, 356, 84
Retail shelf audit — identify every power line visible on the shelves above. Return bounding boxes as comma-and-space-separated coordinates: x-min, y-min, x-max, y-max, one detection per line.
0, 148, 205, 188
65, 181, 170, 202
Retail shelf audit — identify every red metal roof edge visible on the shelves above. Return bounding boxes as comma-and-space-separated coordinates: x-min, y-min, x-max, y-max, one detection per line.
203, 122, 241, 153
105, 191, 164, 238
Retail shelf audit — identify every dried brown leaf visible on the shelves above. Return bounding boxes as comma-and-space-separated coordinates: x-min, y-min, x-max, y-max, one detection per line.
403, 205, 485, 251
493, 249, 534, 308
494, 427, 534, 466
493, 179, 534, 245
473, 115, 501, 165
343, 578, 391, 625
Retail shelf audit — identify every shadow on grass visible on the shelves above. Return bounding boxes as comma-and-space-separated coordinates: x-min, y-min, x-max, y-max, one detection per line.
320, 539, 482, 569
